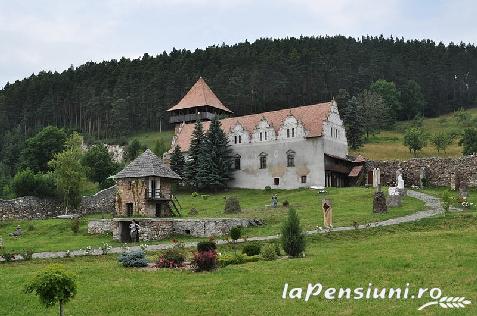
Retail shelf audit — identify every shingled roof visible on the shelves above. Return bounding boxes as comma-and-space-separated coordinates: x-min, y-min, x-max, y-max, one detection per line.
167, 77, 232, 113
112, 149, 181, 179
172, 102, 333, 152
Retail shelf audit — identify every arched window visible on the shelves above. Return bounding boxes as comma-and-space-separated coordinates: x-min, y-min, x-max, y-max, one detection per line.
259, 152, 267, 169
234, 154, 241, 170
287, 150, 295, 167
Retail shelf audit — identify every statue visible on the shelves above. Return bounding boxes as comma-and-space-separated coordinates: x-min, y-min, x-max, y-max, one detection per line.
271, 194, 278, 208
322, 199, 333, 228
397, 174, 405, 190
9, 225, 22, 237
129, 220, 140, 242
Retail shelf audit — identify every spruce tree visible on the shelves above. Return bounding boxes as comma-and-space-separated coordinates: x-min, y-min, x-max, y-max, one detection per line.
342, 96, 366, 149
205, 117, 233, 191
184, 119, 204, 188
170, 145, 185, 179
195, 138, 213, 190
281, 208, 305, 257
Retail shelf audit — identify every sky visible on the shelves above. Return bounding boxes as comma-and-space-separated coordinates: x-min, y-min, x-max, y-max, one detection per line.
0, 0, 476, 88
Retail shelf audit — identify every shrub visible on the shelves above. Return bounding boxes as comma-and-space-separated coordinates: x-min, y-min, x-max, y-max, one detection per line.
219, 253, 260, 267
197, 241, 217, 252
264, 186, 272, 192
230, 226, 242, 242
70, 218, 80, 234
1, 250, 15, 263
224, 196, 241, 213
274, 240, 281, 256
281, 208, 306, 257
23, 249, 34, 261
242, 243, 261, 256
282, 200, 290, 207
189, 208, 198, 215
27, 224, 35, 231
156, 242, 186, 268
191, 192, 199, 198
201, 195, 209, 200
118, 250, 148, 268
192, 250, 217, 272
261, 243, 278, 261
12, 169, 56, 198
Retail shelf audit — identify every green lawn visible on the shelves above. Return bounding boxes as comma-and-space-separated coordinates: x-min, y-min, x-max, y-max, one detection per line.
127, 130, 174, 150
419, 187, 477, 210
0, 188, 424, 253
351, 107, 477, 160
1, 213, 476, 315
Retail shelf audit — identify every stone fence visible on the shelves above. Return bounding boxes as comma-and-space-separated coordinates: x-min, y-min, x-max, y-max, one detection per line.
365, 155, 477, 188
0, 186, 116, 221
88, 217, 264, 241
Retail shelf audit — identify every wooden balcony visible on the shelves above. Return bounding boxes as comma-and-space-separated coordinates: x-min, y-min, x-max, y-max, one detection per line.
145, 189, 172, 200
169, 111, 217, 124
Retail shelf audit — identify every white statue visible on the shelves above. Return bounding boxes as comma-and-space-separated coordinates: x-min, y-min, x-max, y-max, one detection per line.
388, 187, 399, 196
397, 174, 405, 190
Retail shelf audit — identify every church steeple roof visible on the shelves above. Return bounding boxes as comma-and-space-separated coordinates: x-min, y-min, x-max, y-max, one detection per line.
167, 77, 232, 113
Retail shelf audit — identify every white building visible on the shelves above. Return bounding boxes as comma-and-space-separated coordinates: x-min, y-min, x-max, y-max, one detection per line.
167, 78, 363, 189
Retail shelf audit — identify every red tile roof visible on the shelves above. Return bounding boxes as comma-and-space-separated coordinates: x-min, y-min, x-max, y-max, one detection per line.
172, 102, 333, 152
167, 77, 232, 113
348, 165, 363, 177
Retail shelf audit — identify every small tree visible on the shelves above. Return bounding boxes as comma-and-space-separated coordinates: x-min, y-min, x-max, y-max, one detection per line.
403, 127, 427, 156
184, 119, 205, 188
25, 265, 77, 316
125, 139, 145, 161
230, 226, 242, 254
431, 132, 452, 153
81, 144, 117, 189
281, 208, 305, 257
48, 133, 85, 210
458, 128, 477, 155
342, 96, 365, 149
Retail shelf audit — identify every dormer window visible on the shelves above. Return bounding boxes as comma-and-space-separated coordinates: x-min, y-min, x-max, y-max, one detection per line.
287, 129, 290, 138
260, 132, 263, 141
234, 135, 238, 144
239, 135, 242, 143
287, 150, 295, 167
292, 128, 295, 137
265, 132, 268, 140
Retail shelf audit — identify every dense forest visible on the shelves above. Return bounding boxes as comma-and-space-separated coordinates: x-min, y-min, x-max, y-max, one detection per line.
1, 35, 477, 142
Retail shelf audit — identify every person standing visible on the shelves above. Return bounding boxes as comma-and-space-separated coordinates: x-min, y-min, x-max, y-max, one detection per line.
129, 220, 140, 242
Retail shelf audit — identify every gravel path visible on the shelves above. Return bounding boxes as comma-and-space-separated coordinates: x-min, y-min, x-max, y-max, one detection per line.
28, 190, 443, 260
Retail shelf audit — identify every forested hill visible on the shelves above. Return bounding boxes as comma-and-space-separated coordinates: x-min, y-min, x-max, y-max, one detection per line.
1, 35, 477, 140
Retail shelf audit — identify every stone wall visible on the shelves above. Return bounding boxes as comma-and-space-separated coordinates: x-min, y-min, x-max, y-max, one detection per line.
88, 217, 264, 241
0, 186, 116, 221
365, 155, 477, 188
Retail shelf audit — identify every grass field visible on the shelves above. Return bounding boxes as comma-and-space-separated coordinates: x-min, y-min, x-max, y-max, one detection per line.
0, 188, 424, 253
1, 213, 476, 316
351, 108, 477, 160
127, 130, 174, 150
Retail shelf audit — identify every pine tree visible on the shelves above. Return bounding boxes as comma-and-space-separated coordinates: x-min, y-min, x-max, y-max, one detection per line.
205, 116, 233, 191
184, 119, 205, 188
281, 208, 305, 257
195, 138, 213, 190
343, 96, 366, 149
170, 145, 185, 179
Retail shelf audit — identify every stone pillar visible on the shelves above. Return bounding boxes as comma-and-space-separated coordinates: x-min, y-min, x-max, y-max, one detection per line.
419, 167, 426, 188
450, 173, 457, 191
373, 192, 387, 213
373, 168, 381, 192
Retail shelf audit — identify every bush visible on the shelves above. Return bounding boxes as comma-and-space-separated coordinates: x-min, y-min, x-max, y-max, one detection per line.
197, 241, 217, 252
191, 192, 199, 198
224, 196, 241, 213
264, 186, 272, 192
282, 200, 290, 207
156, 242, 186, 268
12, 169, 56, 198
192, 250, 217, 272
1, 250, 15, 263
118, 250, 148, 268
242, 243, 261, 256
230, 226, 242, 241
281, 208, 306, 257
189, 208, 198, 215
27, 224, 35, 231
261, 243, 278, 261
70, 218, 80, 234
23, 249, 34, 261
219, 253, 260, 267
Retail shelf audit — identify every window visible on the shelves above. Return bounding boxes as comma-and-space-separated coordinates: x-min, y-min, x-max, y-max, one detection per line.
234, 135, 238, 144
287, 129, 290, 138
301, 175, 307, 183
287, 150, 295, 167
239, 135, 242, 144
260, 132, 263, 141
274, 178, 280, 186
234, 155, 241, 170
265, 131, 268, 140
259, 153, 267, 169
128, 181, 132, 190
292, 128, 295, 137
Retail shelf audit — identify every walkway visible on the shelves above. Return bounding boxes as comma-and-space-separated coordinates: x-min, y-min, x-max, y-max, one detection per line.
31, 190, 443, 260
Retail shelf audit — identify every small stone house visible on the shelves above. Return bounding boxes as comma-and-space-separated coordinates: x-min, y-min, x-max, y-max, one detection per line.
112, 149, 181, 217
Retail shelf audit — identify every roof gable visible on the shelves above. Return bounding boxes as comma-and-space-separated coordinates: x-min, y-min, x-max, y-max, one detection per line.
113, 149, 181, 179
167, 77, 232, 113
